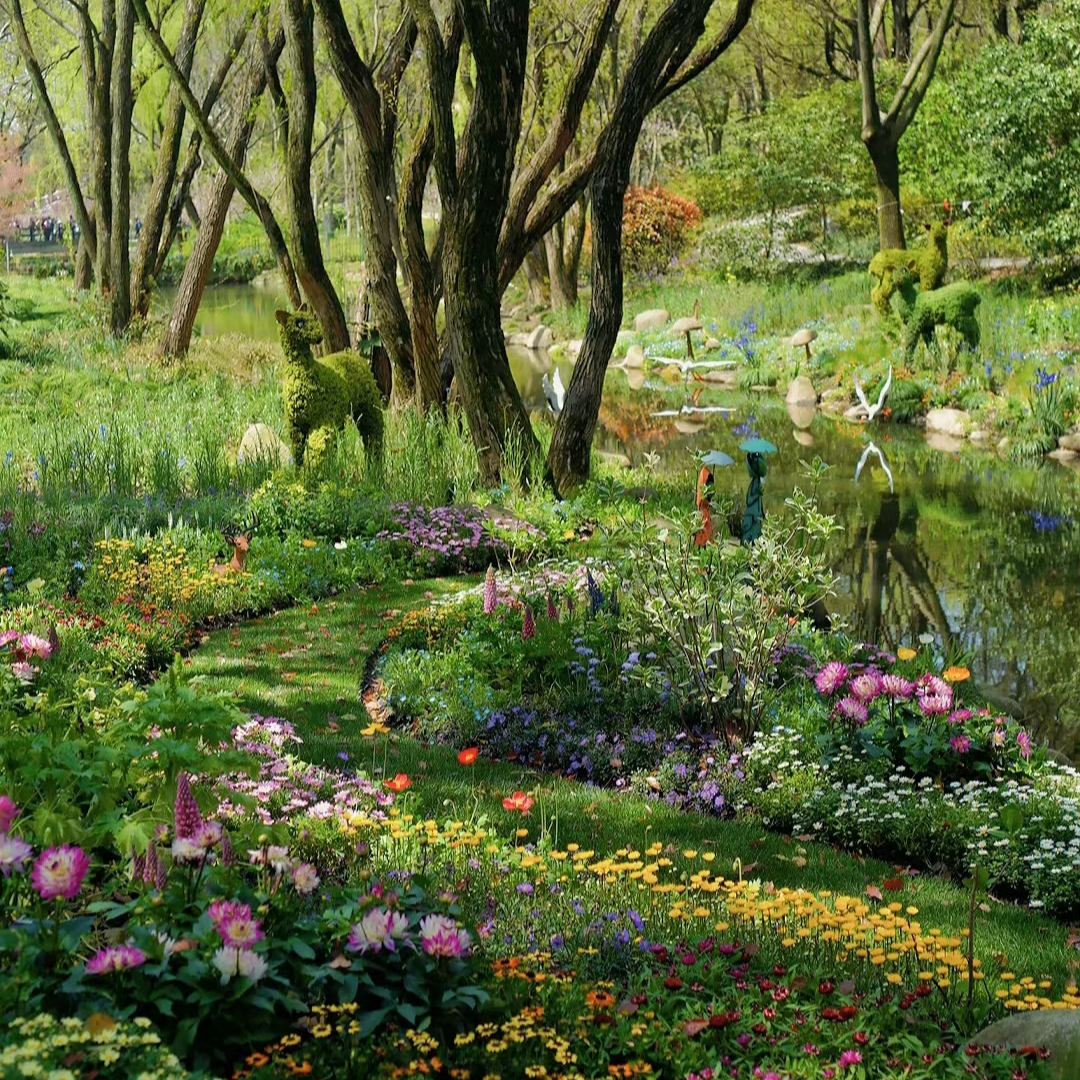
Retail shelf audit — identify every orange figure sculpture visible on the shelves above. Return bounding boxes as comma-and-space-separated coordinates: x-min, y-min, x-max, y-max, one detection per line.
694, 465, 714, 547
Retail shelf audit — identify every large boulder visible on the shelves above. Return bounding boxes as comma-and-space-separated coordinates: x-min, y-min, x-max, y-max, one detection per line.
925, 407, 970, 439
238, 423, 293, 468
1058, 431, 1080, 453
623, 344, 646, 369
524, 325, 554, 351
971, 1011, 1080, 1080
633, 308, 669, 332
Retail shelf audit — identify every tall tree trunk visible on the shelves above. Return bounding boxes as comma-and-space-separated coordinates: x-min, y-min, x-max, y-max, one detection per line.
109, 0, 135, 334
74, 235, 92, 290
160, 36, 278, 358
548, 0, 755, 493
282, 0, 349, 351
131, 0, 206, 318
92, 0, 116, 293
892, 0, 911, 61
868, 133, 905, 249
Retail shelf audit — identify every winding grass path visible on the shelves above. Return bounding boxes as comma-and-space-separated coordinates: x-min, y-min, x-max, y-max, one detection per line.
182, 578, 1078, 984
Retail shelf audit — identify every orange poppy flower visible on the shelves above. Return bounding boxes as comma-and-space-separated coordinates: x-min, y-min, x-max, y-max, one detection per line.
384, 773, 412, 793
943, 666, 971, 683
457, 747, 479, 766
502, 790, 534, 812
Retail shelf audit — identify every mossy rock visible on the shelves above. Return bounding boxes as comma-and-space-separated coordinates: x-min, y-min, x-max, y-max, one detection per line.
971, 1012, 1080, 1079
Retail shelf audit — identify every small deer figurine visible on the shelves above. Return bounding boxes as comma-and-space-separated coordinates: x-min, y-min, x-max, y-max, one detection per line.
212, 515, 257, 577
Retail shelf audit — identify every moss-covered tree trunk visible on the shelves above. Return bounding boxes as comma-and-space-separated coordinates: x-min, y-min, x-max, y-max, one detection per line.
868, 134, 905, 250
131, 0, 206, 318
548, 0, 755, 494
282, 0, 350, 352
108, 0, 135, 335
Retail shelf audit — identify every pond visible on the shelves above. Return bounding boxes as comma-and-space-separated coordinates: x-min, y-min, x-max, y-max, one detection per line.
179, 284, 1080, 758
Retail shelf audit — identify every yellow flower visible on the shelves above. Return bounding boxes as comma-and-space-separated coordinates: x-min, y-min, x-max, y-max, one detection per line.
943, 666, 970, 683
311, 1024, 332, 1038
897, 647, 917, 661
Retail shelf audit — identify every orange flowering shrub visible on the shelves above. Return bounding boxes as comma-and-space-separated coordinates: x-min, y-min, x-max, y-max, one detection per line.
621, 186, 703, 276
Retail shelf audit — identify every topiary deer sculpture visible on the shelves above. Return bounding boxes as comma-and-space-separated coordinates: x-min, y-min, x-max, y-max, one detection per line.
894, 269, 981, 361
868, 220, 949, 318
276, 307, 385, 469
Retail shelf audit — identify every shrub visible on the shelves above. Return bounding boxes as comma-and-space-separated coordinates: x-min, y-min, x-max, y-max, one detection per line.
621, 186, 703, 276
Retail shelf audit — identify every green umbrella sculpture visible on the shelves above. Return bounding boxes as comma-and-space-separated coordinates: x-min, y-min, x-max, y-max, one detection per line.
737, 438, 777, 543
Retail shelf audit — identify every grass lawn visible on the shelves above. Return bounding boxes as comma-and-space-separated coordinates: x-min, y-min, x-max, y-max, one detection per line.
183, 578, 1078, 987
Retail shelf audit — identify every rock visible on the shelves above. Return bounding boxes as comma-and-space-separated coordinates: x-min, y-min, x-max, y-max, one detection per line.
792, 429, 816, 447
524, 325, 554, 351
633, 308, 669, 332
237, 423, 292, 467
971, 1011, 1080, 1079
997, 436, 1010, 453
596, 450, 632, 470
969, 430, 989, 444
926, 431, 964, 454
1050, 448, 1078, 462
565, 338, 583, 359
842, 405, 866, 423
616, 330, 635, 348
623, 344, 646, 369
505, 330, 531, 347
787, 401, 816, 430
699, 368, 737, 387
1058, 432, 1080, 453
704, 337, 722, 352
820, 387, 850, 404
785, 375, 817, 407
674, 419, 705, 435
925, 408, 970, 439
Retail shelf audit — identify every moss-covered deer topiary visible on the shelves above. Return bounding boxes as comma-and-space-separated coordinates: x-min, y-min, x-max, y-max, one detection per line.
868, 221, 949, 318
275, 308, 384, 469
894, 270, 981, 360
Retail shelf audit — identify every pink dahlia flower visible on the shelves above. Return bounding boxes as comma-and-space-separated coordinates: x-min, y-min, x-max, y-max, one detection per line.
879, 674, 913, 700
835, 696, 869, 726
86, 945, 145, 974
418, 913, 471, 958
0, 833, 33, 877
31, 845, 90, 900
347, 908, 411, 954
814, 662, 849, 696
218, 911, 265, 950
849, 672, 882, 704
0, 794, 18, 834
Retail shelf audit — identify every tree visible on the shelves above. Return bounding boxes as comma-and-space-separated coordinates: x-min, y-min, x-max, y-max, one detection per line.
548, 0, 756, 494
854, 0, 957, 249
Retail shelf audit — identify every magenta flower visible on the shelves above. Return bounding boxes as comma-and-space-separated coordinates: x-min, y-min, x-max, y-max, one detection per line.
418, 913, 471, 958
483, 566, 498, 614
1017, 730, 1033, 759
879, 674, 913, 700
0, 795, 17, 834
0, 833, 33, 877
849, 672, 882, 704
950, 735, 971, 754
347, 908, 411, 954
521, 606, 536, 641
838, 1049, 862, 1069
917, 673, 952, 699
173, 773, 203, 839
0, 630, 19, 648
815, 662, 849, 696
948, 708, 973, 724
18, 633, 51, 660
918, 693, 952, 718
31, 845, 90, 900
86, 945, 146, 974
835, 696, 869, 726
208, 899, 251, 928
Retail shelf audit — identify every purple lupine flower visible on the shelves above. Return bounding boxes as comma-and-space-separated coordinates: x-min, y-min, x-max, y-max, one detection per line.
483, 566, 498, 614
174, 773, 203, 839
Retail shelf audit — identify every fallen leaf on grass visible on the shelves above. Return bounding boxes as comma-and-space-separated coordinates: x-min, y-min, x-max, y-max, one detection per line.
883, 876, 905, 892
865, 885, 883, 901
683, 1019, 709, 1037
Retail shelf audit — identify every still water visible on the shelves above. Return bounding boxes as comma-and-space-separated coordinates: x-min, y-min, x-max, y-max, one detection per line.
180, 285, 1080, 757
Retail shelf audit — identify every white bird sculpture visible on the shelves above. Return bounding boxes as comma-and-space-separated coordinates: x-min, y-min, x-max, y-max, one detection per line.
541, 367, 566, 414
653, 356, 738, 376
853, 364, 892, 421
855, 440, 894, 494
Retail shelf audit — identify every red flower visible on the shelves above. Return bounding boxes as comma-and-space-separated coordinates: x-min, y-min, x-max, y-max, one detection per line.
384, 773, 412, 793
819, 981, 834, 995
457, 747, 479, 766
853, 1032, 869, 1045
839, 1005, 858, 1021
502, 790, 534, 813
663, 976, 683, 990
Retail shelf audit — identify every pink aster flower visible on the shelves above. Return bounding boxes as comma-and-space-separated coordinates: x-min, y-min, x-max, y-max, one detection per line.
917, 674, 951, 700
849, 672, 882, 704
0, 630, 19, 648
208, 899, 250, 928
218, 911, 264, 950
418, 913, 471, 958
835, 696, 869, 726
950, 735, 971, 754
18, 633, 52, 660
879, 674, 913, 700
1017, 730, 1033, 759
814, 662, 849, 696
948, 709, 973, 724
0, 832, 33, 877
0, 795, 17, 834
86, 945, 146, 974
838, 1050, 862, 1069
11, 662, 35, 683
347, 908, 411, 954
31, 845, 90, 900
